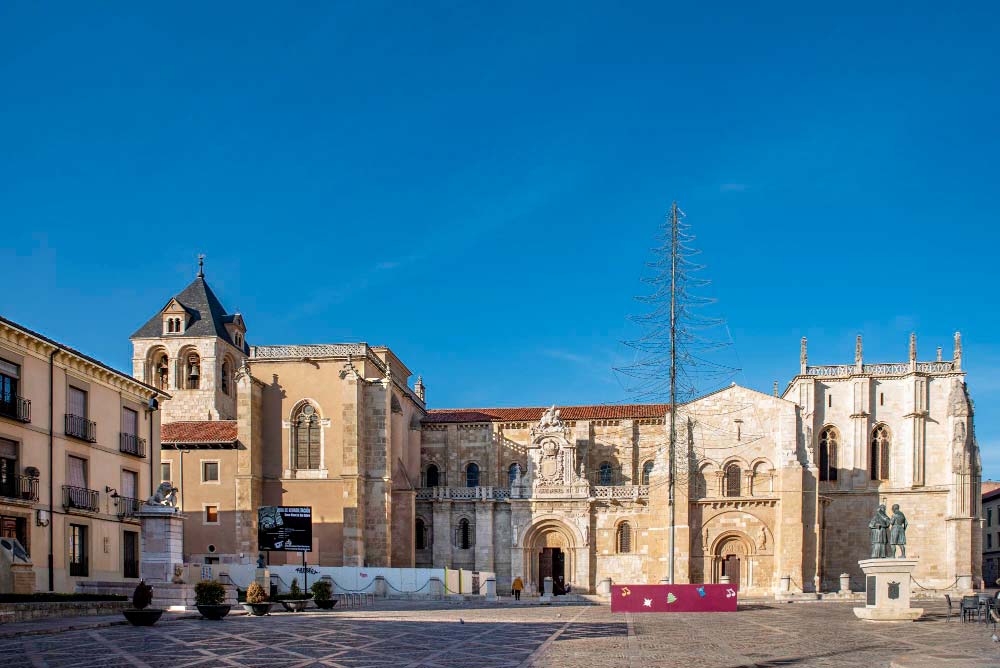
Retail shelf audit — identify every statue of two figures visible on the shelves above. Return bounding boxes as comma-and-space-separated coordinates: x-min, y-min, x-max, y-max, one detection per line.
869, 504, 907, 558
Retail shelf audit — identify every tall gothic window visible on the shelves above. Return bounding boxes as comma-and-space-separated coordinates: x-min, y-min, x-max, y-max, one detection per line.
221, 359, 231, 395
415, 518, 427, 550
641, 461, 654, 486
293, 403, 321, 470
870, 424, 891, 481
616, 522, 632, 554
819, 426, 839, 482
725, 464, 741, 497
599, 462, 613, 486
458, 518, 472, 549
465, 462, 480, 487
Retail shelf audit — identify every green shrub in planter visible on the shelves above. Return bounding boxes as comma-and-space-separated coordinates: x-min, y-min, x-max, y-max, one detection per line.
195, 580, 231, 620
195, 580, 226, 606
311, 580, 337, 610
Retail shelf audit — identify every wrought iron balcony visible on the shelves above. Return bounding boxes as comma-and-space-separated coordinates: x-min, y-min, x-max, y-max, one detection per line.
0, 395, 30, 422
65, 414, 97, 442
69, 557, 89, 577
63, 485, 100, 513
0, 474, 39, 502
115, 495, 143, 520
119, 433, 146, 458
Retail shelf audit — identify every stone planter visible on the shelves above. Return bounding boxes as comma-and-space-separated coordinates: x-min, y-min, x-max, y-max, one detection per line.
314, 599, 337, 610
196, 604, 232, 620
122, 608, 163, 626
242, 602, 273, 616
280, 599, 310, 612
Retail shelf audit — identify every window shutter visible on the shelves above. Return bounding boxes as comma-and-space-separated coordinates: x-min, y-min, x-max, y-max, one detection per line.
0, 438, 16, 459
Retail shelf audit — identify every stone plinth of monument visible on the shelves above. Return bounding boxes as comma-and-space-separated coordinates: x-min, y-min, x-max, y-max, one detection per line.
853, 558, 922, 622
136, 503, 186, 584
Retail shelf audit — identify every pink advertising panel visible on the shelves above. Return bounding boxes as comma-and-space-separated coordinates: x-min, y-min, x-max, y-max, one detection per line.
610, 584, 738, 613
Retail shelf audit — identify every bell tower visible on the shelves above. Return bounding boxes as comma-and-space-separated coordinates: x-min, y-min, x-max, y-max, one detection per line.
130, 257, 248, 422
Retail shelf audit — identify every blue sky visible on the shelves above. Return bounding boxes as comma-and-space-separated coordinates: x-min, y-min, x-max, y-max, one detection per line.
1, 3, 998, 476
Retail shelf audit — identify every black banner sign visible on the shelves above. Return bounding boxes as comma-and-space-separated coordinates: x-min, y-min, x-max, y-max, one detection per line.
258, 506, 312, 552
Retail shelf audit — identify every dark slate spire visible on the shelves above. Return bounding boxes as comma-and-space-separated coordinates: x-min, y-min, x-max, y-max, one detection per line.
131, 272, 249, 354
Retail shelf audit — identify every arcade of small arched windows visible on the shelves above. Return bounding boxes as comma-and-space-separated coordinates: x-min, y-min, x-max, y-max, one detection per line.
465, 462, 480, 487
423, 463, 442, 487
693, 459, 774, 499
164, 317, 183, 334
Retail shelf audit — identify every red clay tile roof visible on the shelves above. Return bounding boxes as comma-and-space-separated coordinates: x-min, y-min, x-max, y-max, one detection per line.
423, 404, 670, 424
162, 421, 238, 444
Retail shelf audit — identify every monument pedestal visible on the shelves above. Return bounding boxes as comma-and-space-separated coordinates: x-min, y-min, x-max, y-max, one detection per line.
853, 558, 922, 622
136, 504, 186, 584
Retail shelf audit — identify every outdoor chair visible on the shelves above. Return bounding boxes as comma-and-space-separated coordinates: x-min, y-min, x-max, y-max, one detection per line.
961, 595, 979, 622
944, 594, 954, 622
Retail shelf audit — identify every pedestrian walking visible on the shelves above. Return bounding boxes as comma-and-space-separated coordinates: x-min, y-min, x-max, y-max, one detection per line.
512, 576, 523, 601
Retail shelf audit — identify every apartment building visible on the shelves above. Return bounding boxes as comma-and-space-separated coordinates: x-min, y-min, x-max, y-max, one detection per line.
0, 315, 167, 592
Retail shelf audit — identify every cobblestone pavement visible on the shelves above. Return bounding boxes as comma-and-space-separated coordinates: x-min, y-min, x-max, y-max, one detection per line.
1, 600, 997, 667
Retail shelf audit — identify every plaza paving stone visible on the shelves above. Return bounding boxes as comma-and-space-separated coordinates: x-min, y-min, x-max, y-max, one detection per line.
1, 599, 998, 667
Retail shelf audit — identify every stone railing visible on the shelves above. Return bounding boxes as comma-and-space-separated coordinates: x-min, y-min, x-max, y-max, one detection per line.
250, 343, 368, 360
806, 361, 956, 377
416, 486, 509, 501
417, 485, 649, 501
592, 485, 650, 499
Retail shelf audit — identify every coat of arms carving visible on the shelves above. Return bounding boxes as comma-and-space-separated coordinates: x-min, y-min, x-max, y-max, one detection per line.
887, 581, 900, 600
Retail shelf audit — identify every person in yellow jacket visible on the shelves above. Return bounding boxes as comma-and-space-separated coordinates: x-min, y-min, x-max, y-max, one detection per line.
511, 576, 524, 601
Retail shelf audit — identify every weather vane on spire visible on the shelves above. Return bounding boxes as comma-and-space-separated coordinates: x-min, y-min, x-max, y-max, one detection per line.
197, 253, 205, 278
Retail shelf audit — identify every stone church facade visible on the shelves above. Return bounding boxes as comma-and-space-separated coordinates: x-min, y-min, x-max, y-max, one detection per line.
130, 270, 982, 596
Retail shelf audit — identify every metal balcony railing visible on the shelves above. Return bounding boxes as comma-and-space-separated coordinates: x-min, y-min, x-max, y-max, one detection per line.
0, 474, 39, 502
115, 495, 143, 520
0, 395, 30, 423
65, 414, 97, 442
63, 485, 100, 513
119, 433, 146, 458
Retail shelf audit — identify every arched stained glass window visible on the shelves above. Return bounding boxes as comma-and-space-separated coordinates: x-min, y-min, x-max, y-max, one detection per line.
819, 426, 839, 482
294, 403, 321, 470
870, 424, 890, 481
